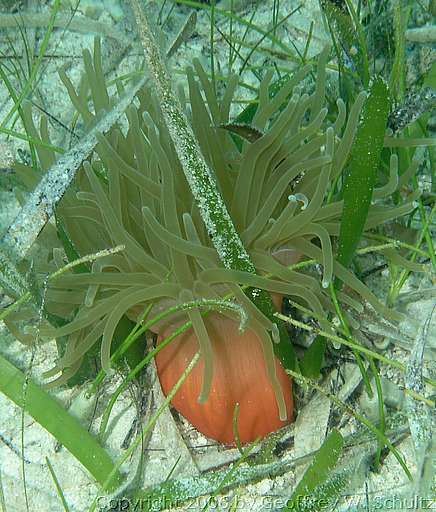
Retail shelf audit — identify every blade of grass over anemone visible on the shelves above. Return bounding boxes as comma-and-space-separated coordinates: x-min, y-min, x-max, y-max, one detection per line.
0, 354, 122, 490
130, 0, 296, 373
280, 429, 344, 511
336, 77, 389, 274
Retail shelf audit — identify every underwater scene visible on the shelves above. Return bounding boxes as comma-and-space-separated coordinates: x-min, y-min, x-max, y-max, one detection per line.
0, 0, 435, 510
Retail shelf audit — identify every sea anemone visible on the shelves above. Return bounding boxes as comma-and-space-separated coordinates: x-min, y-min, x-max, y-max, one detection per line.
10, 39, 418, 445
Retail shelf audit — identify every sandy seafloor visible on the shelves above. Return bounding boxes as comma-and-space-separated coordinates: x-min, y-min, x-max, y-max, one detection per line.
0, 0, 435, 511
